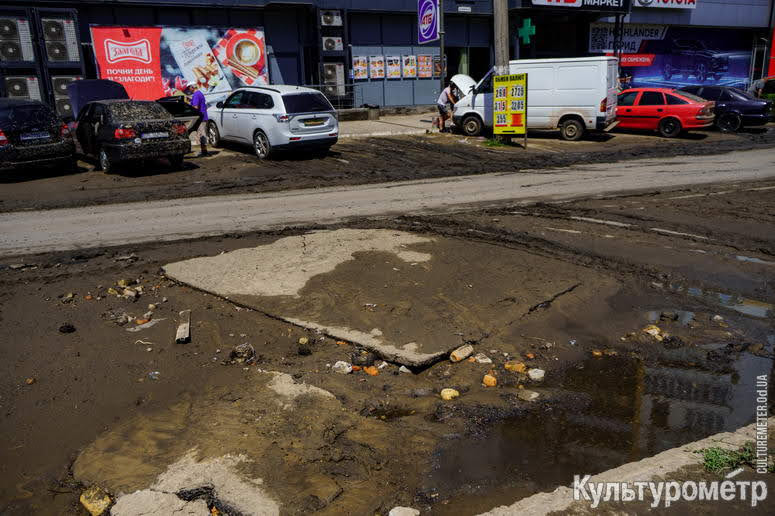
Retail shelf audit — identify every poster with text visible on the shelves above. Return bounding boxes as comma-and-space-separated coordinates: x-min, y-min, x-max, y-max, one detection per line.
417, 55, 432, 78
493, 74, 527, 136
90, 25, 269, 101
386, 56, 402, 79
369, 55, 385, 79
402, 55, 417, 78
589, 23, 753, 90
353, 56, 368, 80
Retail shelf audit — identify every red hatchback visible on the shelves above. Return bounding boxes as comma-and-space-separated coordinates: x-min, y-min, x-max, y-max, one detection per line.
616, 88, 715, 138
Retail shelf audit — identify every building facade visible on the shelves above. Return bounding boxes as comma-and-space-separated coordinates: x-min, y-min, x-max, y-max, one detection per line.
1, 0, 772, 114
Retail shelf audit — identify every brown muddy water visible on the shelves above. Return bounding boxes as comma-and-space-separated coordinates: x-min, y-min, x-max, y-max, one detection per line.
428, 333, 774, 515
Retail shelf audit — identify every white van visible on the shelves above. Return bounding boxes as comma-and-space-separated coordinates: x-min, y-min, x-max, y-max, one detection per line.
451, 56, 619, 141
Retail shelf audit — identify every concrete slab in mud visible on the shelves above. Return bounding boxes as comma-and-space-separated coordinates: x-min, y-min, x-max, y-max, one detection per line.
164, 228, 611, 366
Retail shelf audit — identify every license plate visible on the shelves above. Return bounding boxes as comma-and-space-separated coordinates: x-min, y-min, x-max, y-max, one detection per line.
20, 131, 50, 141
303, 119, 325, 127
141, 131, 168, 139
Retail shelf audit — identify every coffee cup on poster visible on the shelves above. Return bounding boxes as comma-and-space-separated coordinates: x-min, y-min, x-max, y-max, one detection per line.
234, 39, 260, 66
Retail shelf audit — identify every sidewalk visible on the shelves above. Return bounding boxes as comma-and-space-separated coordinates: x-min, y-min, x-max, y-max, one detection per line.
338, 113, 435, 138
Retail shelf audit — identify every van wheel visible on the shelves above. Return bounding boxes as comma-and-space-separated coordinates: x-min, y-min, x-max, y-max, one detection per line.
461, 115, 483, 137
253, 130, 273, 160
560, 119, 584, 141
717, 112, 741, 133
207, 122, 222, 148
658, 117, 682, 138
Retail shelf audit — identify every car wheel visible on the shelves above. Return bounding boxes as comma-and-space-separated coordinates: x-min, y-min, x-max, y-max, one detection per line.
717, 112, 742, 133
461, 115, 483, 137
253, 130, 272, 160
207, 121, 222, 148
98, 148, 115, 173
169, 154, 185, 169
658, 117, 682, 138
662, 64, 673, 80
560, 119, 584, 141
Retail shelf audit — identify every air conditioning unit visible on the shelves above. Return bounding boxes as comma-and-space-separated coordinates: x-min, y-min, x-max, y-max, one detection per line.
322, 37, 343, 52
0, 17, 27, 62
4, 76, 42, 100
320, 10, 343, 27
322, 83, 345, 98
42, 19, 65, 41
322, 63, 344, 84
52, 75, 82, 98
55, 97, 74, 118
45, 41, 68, 61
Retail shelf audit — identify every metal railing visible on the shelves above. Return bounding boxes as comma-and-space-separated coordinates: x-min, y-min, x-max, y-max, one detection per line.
305, 83, 364, 110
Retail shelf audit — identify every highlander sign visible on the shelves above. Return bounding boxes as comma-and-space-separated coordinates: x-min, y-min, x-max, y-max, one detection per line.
417, 0, 440, 44
635, 0, 697, 8
530, 0, 631, 12
91, 25, 269, 100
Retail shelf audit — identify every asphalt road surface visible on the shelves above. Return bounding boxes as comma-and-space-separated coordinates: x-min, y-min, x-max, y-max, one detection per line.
2, 148, 774, 257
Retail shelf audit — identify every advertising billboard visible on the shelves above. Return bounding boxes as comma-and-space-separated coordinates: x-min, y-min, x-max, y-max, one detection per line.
417, 0, 440, 45
493, 74, 527, 137
590, 24, 753, 90
90, 25, 269, 100
529, 0, 631, 13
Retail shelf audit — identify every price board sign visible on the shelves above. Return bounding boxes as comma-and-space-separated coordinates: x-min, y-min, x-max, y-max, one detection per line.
493, 73, 528, 146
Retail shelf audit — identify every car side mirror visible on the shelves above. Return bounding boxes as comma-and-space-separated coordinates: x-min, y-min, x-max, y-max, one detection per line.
216, 101, 223, 109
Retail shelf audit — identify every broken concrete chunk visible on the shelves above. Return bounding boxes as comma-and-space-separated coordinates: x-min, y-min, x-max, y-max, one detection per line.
111, 490, 208, 516
79, 486, 112, 516
389, 508, 420, 516
450, 344, 474, 362
175, 309, 191, 344
399, 365, 412, 374
440, 388, 460, 401
527, 368, 545, 382
332, 361, 352, 374
518, 389, 540, 402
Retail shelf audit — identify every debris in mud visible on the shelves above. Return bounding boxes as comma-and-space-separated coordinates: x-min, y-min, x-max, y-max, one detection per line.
450, 344, 474, 362
440, 388, 460, 400
332, 361, 352, 374
114, 253, 138, 263
25, 377, 36, 385
483, 373, 497, 387
58, 323, 76, 334
662, 335, 686, 349
642, 324, 665, 341
504, 360, 526, 373
117, 279, 132, 288
229, 343, 255, 364
126, 318, 166, 333
474, 352, 492, 364
175, 309, 191, 344
297, 343, 312, 356
61, 292, 75, 304
399, 365, 412, 374
107, 287, 120, 296
389, 507, 420, 516
80, 485, 112, 516
591, 349, 603, 357
352, 350, 377, 366
123, 288, 138, 300
298, 337, 309, 345
527, 368, 545, 382
363, 365, 379, 376
517, 389, 540, 402
147, 371, 161, 381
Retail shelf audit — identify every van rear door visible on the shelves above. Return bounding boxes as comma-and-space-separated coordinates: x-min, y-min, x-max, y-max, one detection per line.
605, 59, 618, 124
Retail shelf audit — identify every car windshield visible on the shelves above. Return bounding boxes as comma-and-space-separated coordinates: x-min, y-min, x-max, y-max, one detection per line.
108, 101, 171, 122
0, 103, 56, 124
281, 93, 333, 114
675, 91, 707, 103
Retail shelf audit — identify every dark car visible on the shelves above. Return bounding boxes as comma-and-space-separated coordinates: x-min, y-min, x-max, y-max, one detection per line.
662, 39, 730, 83
156, 96, 202, 134
678, 85, 772, 132
0, 98, 76, 171
75, 100, 191, 173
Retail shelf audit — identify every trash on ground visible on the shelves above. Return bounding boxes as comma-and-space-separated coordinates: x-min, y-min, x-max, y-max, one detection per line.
440, 388, 460, 401
229, 343, 255, 364
591, 349, 603, 357
332, 361, 353, 374
517, 389, 540, 402
114, 253, 138, 262
126, 318, 166, 333
642, 324, 665, 341
352, 351, 377, 366
399, 365, 412, 374
528, 368, 545, 381
483, 373, 497, 387
450, 344, 474, 362
389, 507, 420, 516
80, 485, 112, 516
147, 371, 161, 381
59, 323, 76, 334
504, 360, 526, 373
175, 309, 191, 344
363, 366, 379, 376
25, 377, 36, 385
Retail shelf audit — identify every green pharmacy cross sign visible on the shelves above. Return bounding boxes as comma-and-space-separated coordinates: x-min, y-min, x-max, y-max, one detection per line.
518, 18, 536, 45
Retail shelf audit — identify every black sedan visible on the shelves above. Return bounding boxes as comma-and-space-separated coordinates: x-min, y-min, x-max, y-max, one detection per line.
678, 85, 772, 132
0, 98, 76, 171
75, 99, 191, 173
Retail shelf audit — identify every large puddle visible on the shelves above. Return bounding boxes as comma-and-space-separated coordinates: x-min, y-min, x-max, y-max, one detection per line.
427, 339, 774, 515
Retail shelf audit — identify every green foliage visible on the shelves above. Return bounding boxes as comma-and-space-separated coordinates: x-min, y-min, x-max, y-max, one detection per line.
699, 442, 757, 475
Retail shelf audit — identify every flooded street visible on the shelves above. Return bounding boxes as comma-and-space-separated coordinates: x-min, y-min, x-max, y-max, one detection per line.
1, 176, 773, 514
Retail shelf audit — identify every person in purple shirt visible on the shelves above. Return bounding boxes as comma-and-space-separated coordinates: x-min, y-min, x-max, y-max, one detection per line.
187, 85, 209, 157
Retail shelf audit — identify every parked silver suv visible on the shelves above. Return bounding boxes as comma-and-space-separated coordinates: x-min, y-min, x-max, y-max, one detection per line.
206, 85, 338, 159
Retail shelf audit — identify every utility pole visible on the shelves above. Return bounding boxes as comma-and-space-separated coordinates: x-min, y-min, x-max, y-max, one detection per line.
439, 0, 445, 93
494, 0, 509, 75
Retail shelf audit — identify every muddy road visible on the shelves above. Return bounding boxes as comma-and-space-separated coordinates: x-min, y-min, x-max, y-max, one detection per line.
1, 179, 774, 514
1, 127, 774, 213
